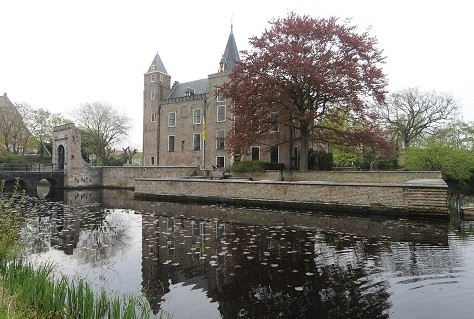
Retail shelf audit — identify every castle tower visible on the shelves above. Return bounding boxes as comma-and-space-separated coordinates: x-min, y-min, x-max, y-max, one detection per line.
218, 24, 240, 73
141, 26, 241, 169
206, 25, 240, 168
143, 52, 172, 166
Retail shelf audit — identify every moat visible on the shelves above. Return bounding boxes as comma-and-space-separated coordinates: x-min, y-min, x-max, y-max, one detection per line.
18, 188, 474, 318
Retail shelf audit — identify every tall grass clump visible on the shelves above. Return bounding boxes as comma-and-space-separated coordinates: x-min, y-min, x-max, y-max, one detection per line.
0, 258, 156, 318
0, 179, 162, 318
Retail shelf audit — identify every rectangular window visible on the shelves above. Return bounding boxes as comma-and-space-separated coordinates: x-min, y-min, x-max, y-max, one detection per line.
216, 130, 225, 150
168, 135, 175, 152
193, 108, 201, 124
251, 147, 260, 161
217, 90, 225, 102
151, 113, 156, 122
150, 156, 155, 165
150, 65, 156, 71
151, 74, 155, 82
160, 74, 164, 82
167, 241, 175, 256
293, 146, 299, 167
270, 146, 279, 163
192, 221, 201, 236
193, 133, 201, 151
151, 90, 156, 100
217, 105, 226, 122
167, 217, 175, 230
216, 156, 225, 168
168, 112, 176, 127
270, 112, 279, 132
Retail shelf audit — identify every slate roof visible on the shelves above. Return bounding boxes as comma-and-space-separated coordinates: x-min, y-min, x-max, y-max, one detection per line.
147, 52, 168, 74
220, 26, 240, 71
167, 78, 209, 99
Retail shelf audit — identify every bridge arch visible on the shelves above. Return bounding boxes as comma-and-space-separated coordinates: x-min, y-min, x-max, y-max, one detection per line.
3, 177, 27, 193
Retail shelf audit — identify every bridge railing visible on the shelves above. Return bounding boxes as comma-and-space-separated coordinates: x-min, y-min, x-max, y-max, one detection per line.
0, 163, 63, 172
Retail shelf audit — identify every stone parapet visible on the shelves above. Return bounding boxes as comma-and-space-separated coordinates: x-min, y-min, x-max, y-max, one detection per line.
232, 170, 443, 183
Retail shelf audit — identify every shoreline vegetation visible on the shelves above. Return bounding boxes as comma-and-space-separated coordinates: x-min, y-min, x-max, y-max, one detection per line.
0, 179, 167, 319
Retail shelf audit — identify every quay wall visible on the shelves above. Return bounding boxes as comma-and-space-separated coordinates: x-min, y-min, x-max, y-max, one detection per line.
134, 177, 449, 219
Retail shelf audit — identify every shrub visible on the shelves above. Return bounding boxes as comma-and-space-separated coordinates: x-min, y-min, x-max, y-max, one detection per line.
231, 160, 285, 172
404, 140, 474, 180
231, 160, 266, 172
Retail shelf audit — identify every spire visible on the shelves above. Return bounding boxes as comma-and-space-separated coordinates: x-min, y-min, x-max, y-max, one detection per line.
218, 23, 240, 72
148, 51, 168, 74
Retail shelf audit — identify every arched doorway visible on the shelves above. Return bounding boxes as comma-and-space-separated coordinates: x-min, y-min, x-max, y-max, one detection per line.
57, 145, 65, 170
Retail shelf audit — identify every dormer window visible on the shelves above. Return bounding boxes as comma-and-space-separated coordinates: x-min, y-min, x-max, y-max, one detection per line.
185, 87, 195, 97
218, 56, 227, 73
150, 65, 156, 71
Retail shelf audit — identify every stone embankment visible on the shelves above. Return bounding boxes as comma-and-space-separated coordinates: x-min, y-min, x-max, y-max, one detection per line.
133, 170, 449, 219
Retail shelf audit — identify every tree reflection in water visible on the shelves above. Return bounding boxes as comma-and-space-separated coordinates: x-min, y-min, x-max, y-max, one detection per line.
74, 209, 131, 267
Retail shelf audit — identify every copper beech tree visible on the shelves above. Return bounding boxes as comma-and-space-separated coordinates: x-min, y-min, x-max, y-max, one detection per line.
221, 13, 393, 170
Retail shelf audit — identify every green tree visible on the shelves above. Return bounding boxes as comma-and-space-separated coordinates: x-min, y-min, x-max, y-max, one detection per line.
29, 108, 70, 156
431, 121, 474, 150
404, 139, 474, 180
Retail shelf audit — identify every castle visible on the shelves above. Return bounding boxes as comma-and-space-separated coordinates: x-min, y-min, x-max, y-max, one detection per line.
142, 27, 300, 169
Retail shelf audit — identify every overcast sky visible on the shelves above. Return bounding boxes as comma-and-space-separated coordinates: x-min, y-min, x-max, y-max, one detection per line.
1, 0, 472, 149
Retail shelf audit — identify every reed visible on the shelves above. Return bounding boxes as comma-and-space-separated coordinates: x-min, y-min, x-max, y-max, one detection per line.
0, 255, 160, 318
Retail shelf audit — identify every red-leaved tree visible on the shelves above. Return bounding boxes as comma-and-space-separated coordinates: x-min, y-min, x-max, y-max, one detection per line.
221, 13, 393, 170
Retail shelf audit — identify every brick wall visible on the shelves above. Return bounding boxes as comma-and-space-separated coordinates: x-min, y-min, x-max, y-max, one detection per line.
100, 166, 200, 188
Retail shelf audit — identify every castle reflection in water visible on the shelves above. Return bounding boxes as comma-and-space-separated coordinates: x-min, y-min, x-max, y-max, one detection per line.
21, 188, 457, 319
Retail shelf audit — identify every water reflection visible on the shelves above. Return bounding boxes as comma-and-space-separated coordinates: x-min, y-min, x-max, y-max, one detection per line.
18, 189, 474, 319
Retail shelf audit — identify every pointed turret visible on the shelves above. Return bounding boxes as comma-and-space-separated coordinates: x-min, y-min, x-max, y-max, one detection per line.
218, 24, 240, 72
148, 51, 168, 74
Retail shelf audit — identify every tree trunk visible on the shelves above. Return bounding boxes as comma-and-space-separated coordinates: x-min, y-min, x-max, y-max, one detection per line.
403, 139, 410, 150
299, 124, 309, 171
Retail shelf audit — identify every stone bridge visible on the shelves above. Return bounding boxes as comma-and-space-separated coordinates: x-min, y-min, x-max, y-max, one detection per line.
0, 170, 64, 198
